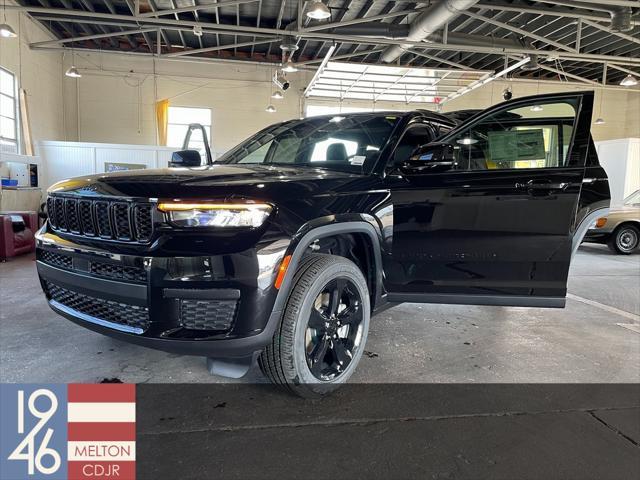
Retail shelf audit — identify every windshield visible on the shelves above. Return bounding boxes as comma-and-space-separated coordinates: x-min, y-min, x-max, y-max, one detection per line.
624, 190, 640, 206
217, 114, 400, 173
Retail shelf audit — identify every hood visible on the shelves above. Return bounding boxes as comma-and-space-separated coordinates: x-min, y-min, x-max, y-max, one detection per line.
47, 164, 372, 202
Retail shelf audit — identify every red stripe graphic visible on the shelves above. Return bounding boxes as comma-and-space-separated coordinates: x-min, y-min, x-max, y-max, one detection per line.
68, 461, 135, 480
67, 384, 137, 480
68, 422, 136, 441
68, 384, 136, 403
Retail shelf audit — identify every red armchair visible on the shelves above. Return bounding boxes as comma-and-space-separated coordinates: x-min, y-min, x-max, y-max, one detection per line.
0, 211, 38, 260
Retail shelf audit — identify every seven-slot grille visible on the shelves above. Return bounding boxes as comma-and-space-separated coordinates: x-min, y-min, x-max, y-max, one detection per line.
47, 196, 153, 243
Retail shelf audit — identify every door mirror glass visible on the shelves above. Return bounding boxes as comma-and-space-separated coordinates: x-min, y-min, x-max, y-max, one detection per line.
400, 142, 456, 174
170, 149, 203, 168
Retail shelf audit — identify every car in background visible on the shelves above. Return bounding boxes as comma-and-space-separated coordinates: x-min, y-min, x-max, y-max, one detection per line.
584, 189, 640, 254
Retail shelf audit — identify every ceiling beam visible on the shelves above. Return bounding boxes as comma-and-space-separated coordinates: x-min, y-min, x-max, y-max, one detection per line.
31, 27, 158, 47
163, 38, 279, 57
139, 0, 259, 18
607, 64, 640, 78
462, 10, 576, 52
581, 19, 640, 46
303, 8, 422, 33
15, 6, 640, 67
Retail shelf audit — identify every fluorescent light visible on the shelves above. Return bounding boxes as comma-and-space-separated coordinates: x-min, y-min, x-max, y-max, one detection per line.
329, 116, 345, 123
271, 90, 284, 99
65, 66, 82, 78
530, 105, 544, 112
282, 61, 298, 73
265, 104, 276, 113
0, 23, 17, 38
457, 137, 478, 145
306, 1, 331, 20
594, 117, 606, 125
620, 74, 638, 87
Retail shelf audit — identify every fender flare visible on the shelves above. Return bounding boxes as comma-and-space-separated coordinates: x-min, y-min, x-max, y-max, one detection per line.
270, 221, 385, 316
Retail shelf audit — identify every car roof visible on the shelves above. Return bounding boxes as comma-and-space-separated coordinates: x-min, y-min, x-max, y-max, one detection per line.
303, 110, 460, 125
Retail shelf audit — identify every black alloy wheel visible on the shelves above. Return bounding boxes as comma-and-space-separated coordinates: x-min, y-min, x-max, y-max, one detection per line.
305, 278, 365, 381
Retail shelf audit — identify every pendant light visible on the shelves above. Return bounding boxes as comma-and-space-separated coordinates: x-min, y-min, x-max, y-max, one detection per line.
594, 86, 605, 125
266, 67, 277, 112
0, 0, 17, 38
282, 60, 298, 73
306, 1, 331, 20
66, 40, 82, 78
620, 74, 638, 87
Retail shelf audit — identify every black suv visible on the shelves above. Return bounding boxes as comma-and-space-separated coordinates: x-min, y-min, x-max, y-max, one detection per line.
37, 92, 610, 396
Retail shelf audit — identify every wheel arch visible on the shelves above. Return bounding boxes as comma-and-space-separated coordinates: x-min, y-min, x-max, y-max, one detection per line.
272, 219, 384, 315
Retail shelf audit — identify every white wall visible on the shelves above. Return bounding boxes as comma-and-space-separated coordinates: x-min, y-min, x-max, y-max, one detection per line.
0, 6, 66, 148
442, 79, 640, 142
39, 141, 177, 190
597, 138, 640, 207
63, 51, 640, 152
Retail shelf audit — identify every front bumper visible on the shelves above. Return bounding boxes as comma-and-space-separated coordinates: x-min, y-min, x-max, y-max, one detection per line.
583, 228, 611, 243
36, 226, 289, 357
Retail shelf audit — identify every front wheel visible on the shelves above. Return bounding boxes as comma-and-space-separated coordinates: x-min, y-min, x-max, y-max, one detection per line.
259, 254, 370, 397
607, 224, 640, 254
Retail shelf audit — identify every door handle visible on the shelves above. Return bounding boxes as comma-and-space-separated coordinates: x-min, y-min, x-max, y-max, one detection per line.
516, 181, 569, 191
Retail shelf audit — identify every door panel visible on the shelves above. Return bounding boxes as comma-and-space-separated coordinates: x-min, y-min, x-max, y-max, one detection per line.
385, 92, 594, 306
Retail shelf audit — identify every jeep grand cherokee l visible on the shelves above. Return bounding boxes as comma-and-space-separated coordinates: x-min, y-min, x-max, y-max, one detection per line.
36, 92, 610, 396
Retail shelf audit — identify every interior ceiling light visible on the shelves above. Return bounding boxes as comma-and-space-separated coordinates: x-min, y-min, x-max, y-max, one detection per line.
620, 74, 638, 87
306, 1, 331, 20
0, 23, 16, 38
265, 104, 276, 113
530, 105, 544, 112
65, 66, 82, 78
271, 90, 284, 99
282, 61, 298, 73
193, 25, 203, 37
594, 118, 605, 125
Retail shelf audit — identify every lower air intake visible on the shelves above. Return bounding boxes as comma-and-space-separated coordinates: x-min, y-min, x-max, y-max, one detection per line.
179, 299, 237, 331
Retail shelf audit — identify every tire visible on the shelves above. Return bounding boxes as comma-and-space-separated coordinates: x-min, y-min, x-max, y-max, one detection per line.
607, 224, 640, 255
259, 254, 370, 398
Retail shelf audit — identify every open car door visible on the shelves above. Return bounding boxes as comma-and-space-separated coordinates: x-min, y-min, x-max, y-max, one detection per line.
386, 91, 596, 308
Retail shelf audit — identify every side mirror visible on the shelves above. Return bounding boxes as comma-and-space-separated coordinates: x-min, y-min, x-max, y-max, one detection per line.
169, 150, 202, 168
400, 142, 456, 174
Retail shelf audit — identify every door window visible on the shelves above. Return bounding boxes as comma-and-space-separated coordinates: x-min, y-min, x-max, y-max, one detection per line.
448, 101, 578, 171
389, 124, 434, 168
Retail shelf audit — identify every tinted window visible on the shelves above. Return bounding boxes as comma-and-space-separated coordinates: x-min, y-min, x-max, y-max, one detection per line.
218, 114, 400, 173
447, 101, 578, 171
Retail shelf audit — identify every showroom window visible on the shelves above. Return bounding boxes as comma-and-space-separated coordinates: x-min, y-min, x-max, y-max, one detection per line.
448, 100, 578, 171
0, 67, 19, 154
167, 106, 212, 156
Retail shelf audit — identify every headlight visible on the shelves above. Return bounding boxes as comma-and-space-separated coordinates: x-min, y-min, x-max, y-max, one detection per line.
158, 202, 272, 228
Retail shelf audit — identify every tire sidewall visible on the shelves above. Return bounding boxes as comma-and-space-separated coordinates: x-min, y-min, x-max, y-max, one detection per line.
290, 259, 370, 391
615, 226, 639, 254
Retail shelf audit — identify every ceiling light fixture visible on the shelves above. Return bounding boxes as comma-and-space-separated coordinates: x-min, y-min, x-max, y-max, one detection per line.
530, 105, 544, 112
0, 23, 16, 38
193, 25, 203, 37
594, 117, 605, 125
0, 0, 16, 38
265, 104, 276, 113
271, 90, 284, 99
306, 1, 331, 20
620, 74, 638, 87
65, 66, 82, 78
282, 60, 298, 73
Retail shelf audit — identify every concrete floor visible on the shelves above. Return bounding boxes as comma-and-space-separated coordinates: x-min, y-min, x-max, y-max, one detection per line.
1, 244, 638, 384
2, 244, 639, 478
